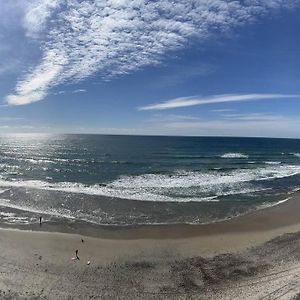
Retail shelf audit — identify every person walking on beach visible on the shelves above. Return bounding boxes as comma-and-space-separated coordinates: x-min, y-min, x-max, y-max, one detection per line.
39, 216, 42, 225
75, 249, 79, 260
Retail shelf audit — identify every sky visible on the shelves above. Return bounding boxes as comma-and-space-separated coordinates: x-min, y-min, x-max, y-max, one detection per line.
1, 0, 300, 137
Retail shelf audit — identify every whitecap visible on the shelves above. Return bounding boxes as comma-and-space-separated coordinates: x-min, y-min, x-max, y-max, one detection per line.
220, 153, 249, 159
0, 164, 299, 202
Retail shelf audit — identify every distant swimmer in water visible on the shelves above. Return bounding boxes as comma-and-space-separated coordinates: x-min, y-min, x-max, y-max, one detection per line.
39, 216, 42, 225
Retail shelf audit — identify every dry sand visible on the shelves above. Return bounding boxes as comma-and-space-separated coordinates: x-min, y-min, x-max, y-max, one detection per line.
1, 195, 300, 298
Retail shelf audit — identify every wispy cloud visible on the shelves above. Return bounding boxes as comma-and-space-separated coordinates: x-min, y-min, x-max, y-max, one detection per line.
220, 112, 286, 122
72, 89, 86, 93
145, 114, 200, 123
81, 115, 300, 138
6, 50, 66, 105
138, 94, 300, 111
154, 117, 300, 138
5, 0, 300, 105
211, 108, 236, 113
0, 117, 24, 121
54, 89, 87, 95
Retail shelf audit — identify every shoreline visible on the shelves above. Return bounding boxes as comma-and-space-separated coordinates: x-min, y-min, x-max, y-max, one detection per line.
2, 192, 300, 241
0, 193, 300, 258
1, 194, 300, 298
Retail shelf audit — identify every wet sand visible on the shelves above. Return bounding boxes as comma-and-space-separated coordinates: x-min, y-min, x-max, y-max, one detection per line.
1, 194, 300, 298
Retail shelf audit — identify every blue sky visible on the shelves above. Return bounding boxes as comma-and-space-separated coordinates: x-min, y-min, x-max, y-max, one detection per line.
1, 0, 300, 137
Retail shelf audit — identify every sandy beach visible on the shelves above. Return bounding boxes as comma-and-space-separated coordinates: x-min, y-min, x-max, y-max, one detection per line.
1, 0, 300, 296
1, 194, 300, 298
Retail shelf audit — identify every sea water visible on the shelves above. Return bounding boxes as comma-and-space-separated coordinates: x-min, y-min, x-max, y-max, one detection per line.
0, 133, 300, 225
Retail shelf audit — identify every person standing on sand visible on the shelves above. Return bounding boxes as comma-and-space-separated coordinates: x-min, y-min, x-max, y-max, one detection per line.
39, 216, 42, 225
75, 249, 79, 260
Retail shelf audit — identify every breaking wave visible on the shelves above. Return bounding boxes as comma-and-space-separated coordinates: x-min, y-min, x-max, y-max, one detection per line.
221, 153, 249, 159
0, 164, 299, 202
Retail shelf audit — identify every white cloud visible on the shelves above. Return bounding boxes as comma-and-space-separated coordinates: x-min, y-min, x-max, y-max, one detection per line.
145, 114, 201, 123
23, 0, 62, 37
139, 94, 300, 111
5, 0, 300, 105
219, 112, 286, 121
155, 117, 300, 138
6, 50, 67, 105
0, 117, 24, 121
72, 89, 86, 93
211, 108, 236, 113
55, 91, 66, 95
53, 88, 86, 96
86, 115, 300, 138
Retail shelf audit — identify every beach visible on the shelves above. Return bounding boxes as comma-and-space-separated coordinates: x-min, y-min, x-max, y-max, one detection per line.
1, 0, 300, 296
1, 135, 300, 298
1, 194, 300, 299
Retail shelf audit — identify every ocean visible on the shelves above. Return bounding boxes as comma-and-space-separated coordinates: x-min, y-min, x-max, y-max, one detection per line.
0, 133, 300, 226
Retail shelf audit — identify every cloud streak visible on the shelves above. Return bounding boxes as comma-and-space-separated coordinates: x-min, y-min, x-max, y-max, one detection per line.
219, 112, 287, 122
155, 117, 300, 138
138, 94, 300, 111
5, 0, 300, 105
6, 50, 66, 105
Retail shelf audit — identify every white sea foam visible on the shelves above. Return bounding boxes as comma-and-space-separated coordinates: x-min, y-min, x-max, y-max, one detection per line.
265, 161, 281, 165
0, 164, 299, 202
0, 198, 75, 220
288, 187, 300, 194
221, 153, 249, 159
0, 178, 214, 202
0, 210, 31, 224
291, 153, 300, 158
0, 188, 9, 194
259, 197, 291, 210
0, 211, 15, 217
109, 165, 300, 189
